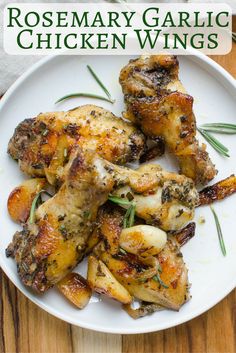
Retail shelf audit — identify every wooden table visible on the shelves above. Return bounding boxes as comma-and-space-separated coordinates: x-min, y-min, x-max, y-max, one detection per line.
1, 29, 236, 353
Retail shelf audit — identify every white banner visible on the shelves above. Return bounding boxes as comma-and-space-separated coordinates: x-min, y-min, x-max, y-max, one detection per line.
3, 3, 232, 55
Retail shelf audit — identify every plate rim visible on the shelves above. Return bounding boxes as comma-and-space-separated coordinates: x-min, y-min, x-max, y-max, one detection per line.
0, 52, 236, 334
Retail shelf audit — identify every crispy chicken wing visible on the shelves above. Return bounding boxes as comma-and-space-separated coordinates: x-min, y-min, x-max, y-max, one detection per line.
198, 175, 236, 206
119, 55, 217, 184
92, 204, 191, 312
6, 148, 115, 292
6, 149, 198, 292
8, 104, 145, 185
110, 163, 198, 231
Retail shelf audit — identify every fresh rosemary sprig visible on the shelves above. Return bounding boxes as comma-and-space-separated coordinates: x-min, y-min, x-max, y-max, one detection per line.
199, 123, 236, 135
197, 127, 230, 157
87, 65, 115, 103
232, 32, 236, 43
123, 203, 136, 228
55, 65, 115, 104
152, 273, 169, 289
210, 206, 227, 257
108, 195, 136, 228
29, 190, 52, 224
55, 93, 114, 104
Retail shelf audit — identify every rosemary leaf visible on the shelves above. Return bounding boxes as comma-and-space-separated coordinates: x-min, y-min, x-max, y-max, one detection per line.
197, 127, 230, 157
108, 195, 132, 206
108, 195, 136, 228
152, 273, 169, 289
210, 206, 227, 256
232, 32, 236, 43
128, 204, 136, 228
200, 123, 236, 135
123, 206, 132, 228
87, 65, 115, 102
55, 93, 114, 104
29, 190, 52, 224
119, 247, 127, 255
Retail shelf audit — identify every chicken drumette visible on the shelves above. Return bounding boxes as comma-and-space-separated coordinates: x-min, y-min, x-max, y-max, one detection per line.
119, 55, 217, 184
8, 104, 145, 185
7, 148, 199, 292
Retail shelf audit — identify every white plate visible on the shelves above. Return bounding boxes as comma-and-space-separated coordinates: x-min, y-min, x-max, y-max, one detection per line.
0, 54, 236, 334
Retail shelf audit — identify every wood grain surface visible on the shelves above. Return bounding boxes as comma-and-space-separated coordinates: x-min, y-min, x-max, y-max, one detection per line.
1, 21, 236, 353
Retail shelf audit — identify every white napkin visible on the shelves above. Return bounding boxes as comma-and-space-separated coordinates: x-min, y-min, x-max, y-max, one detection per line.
0, 0, 100, 94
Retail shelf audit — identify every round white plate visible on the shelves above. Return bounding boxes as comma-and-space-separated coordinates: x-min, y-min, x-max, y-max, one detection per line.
0, 54, 236, 334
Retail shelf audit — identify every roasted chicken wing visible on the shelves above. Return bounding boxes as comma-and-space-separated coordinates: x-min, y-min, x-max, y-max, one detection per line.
110, 163, 198, 231
8, 104, 145, 185
119, 55, 217, 184
6, 148, 198, 292
91, 204, 191, 313
6, 148, 115, 292
198, 175, 236, 206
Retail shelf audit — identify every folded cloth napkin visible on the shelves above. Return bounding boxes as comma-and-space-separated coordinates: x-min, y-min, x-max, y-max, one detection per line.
1, 0, 235, 94
0, 0, 101, 94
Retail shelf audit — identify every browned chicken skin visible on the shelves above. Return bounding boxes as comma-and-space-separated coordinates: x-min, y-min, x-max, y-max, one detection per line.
92, 204, 191, 313
8, 104, 145, 185
6, 148, 115, 292
6, 150, 199, 292
119, 55, 217, 184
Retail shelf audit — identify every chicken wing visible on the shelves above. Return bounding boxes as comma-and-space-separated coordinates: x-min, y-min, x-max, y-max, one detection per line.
119, 55, 217, 184
91, 204, 191, 312
110, 163, 198, 231
6, 149, 198, 292
8, 104, 145, 185
198, 174, 236, 206
6, 148, 115, 292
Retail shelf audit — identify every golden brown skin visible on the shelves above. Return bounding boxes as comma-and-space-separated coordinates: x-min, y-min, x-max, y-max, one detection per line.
198, 175, 236, 206
8, 104, 145, 185
6, 151, 197, 292
92, 204, 190, 312
6, 148, 115, 292
57, 273, 92, 309
87, 255, 132, 304
119, 55, 217, 184
171, 222, 196, 247
110, 163, 198, 231
7, 178, 46, 223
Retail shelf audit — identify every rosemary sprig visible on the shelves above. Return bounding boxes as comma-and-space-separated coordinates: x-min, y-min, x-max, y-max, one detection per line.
232, 32, 236, 43
55, 93, 114, 104
152, 273, 169, 289
29, 190, 52, 224
119, 247, 127, 255
197, 127, 230, 157
210, 206, 227, 256
108, 194, 136, 228
56, 64, 115, 104
128, 203, 136, 227
199, 123, 236, 135
123, 203, 136, 228
87, 65, 115, 103
108, 195, 132, 206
